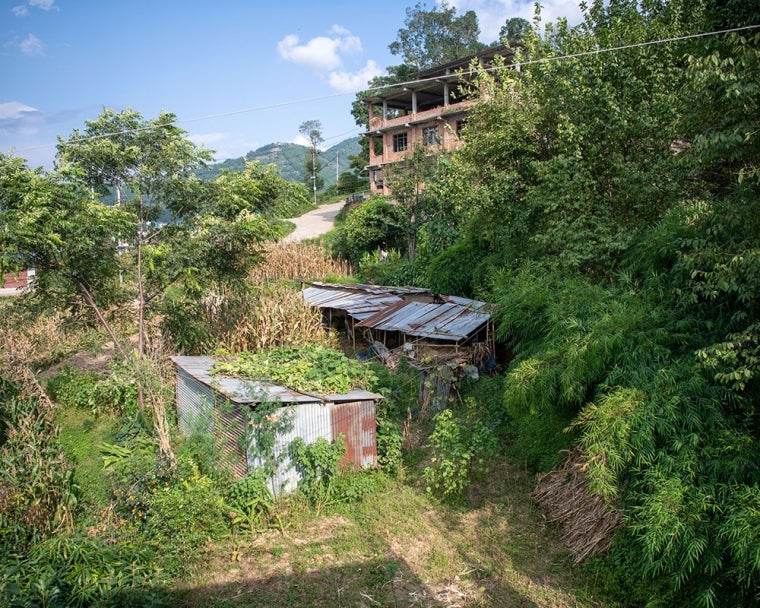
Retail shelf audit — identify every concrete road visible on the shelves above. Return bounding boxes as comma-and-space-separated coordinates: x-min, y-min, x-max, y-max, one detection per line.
281, 200, 346, 243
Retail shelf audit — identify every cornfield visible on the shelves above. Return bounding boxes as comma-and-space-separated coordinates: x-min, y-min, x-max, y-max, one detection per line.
217, 283, 336, 354
249, 241, 352, 282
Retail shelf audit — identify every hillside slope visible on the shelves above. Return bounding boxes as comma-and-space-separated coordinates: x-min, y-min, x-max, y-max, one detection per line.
197, 137, 362, 189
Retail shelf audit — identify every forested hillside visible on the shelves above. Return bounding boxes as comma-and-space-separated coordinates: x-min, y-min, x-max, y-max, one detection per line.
197, 137, 362, 190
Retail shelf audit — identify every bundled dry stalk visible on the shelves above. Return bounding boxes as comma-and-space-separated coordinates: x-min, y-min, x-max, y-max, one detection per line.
250, 241, 351, 282
531, 447, 622, 563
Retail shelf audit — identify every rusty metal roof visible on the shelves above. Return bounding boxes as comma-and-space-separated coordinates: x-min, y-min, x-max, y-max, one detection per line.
171, 356, 381, 405
355, 299, 491, 342
301, 283, 492, 343
302, 286, 404, 321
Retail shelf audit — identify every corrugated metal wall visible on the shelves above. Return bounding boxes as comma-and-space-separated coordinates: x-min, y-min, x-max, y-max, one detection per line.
176, 368, 248, 476
176, 364, 377, 496
176, 368, 215, 434
245, 400, 377, 498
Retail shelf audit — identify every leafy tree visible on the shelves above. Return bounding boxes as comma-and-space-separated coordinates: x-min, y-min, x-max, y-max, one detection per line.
389, 1, 485, 70
336, 170, 366, 195
385, 144, 438, 262
499, 17, 531, 46
332, 197, 403, 265
0, 154, 134, 347
299, 120, 324, 200
210, 160, 310, 220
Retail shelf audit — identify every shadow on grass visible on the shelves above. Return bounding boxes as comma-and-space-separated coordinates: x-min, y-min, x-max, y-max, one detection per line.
169, 555, 446, 608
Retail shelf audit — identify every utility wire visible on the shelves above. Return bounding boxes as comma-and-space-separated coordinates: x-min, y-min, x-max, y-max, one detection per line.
11, 23, 759, 156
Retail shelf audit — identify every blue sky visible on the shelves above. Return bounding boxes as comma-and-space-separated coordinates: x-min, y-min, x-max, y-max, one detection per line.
1, 0, 583, 169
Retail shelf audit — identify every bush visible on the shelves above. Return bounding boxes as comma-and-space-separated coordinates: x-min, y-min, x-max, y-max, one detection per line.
289, 436, 345, 509
423, 403, 497, 503
331, 197, 403, 265
223, 469, 274, 533
1, 535, 166, 608
376, 418, 403, 476
0, 392, 77, 556
46, 365, 139, 416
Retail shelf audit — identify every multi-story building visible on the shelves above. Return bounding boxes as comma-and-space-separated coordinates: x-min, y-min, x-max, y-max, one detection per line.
363, 45, 515, 196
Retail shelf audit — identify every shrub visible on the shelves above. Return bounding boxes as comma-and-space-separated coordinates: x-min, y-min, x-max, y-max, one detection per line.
423, 403, 497, 503
223, 469, 274, 533
0, 391, 77, 555
331, 197, 403, 265
1, 534, 166, 608
289, 436, 345, 509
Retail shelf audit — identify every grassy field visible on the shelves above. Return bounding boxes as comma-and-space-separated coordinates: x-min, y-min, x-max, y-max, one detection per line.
169, 459, 606, 607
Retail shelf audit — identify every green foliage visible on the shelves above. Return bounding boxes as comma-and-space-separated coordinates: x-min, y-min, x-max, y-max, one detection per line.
46, 365, 139, 417
0, 392, 77, 556
423, 403, 497, 503
389, 0, 485, 70
426, 238, 493, 297
1, 534, 167, 608
289, 436, 345, 509
144, 468, 227, 562
214, 344, 377, 395
376, 418, 403, 476
223, 469, 274, 533
331, 197, 404, 265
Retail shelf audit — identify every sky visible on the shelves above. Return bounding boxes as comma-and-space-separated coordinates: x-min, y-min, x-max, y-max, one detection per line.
1, 0, 584, 169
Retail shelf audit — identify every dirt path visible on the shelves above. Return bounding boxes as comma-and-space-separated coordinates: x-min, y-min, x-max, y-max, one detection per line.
281, 200, 345, 243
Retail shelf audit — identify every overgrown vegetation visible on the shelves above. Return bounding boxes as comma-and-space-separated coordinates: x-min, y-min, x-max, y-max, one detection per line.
213, 344, 378, 394
3, 0, 759, 606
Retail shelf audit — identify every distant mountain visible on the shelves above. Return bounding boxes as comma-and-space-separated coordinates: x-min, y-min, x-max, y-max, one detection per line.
197, 136, 363, 190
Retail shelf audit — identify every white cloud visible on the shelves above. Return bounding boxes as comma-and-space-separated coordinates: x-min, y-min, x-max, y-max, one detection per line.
447, 0, 584, 42
12, 0, 57, 15
0, 101, 40, 120
329, 60, 383, 93
18, 33, 44, 56
292, 134, 310, 147
0, 101, 43, 138
29, 0, 57, 10
277, 25, 363, 72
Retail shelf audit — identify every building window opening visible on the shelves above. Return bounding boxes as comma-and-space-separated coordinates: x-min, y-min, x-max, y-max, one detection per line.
422, 126, 440, 146
392, 132, 408, 153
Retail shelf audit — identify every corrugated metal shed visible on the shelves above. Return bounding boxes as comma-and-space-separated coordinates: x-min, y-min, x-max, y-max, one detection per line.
300, 283, 492, 343
172, 356, 380, 495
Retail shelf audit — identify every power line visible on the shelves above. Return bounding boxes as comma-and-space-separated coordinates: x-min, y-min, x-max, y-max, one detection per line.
10, 23, 759, 156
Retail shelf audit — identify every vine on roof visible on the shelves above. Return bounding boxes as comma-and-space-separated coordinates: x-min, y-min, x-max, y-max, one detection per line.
212, 344, 377, 396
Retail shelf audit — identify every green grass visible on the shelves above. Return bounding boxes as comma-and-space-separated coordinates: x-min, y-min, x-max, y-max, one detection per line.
170, 460, 608, 607
56, 407, 117, 512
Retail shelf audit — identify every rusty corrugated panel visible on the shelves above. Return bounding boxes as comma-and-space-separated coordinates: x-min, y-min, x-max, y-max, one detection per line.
331, 400, 377, 470
356, 300, 490, 341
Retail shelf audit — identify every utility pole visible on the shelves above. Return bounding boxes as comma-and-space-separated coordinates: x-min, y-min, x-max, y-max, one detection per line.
311, 148, 317, 205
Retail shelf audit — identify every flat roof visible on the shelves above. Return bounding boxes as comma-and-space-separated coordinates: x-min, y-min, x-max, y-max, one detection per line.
172, 356, 381, 405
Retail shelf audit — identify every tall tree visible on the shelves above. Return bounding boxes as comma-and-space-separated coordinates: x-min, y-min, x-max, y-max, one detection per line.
385, 144, 437, 262
389, 1, 485, 70
299, 120, 324, 202
498, 17, 531, 45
